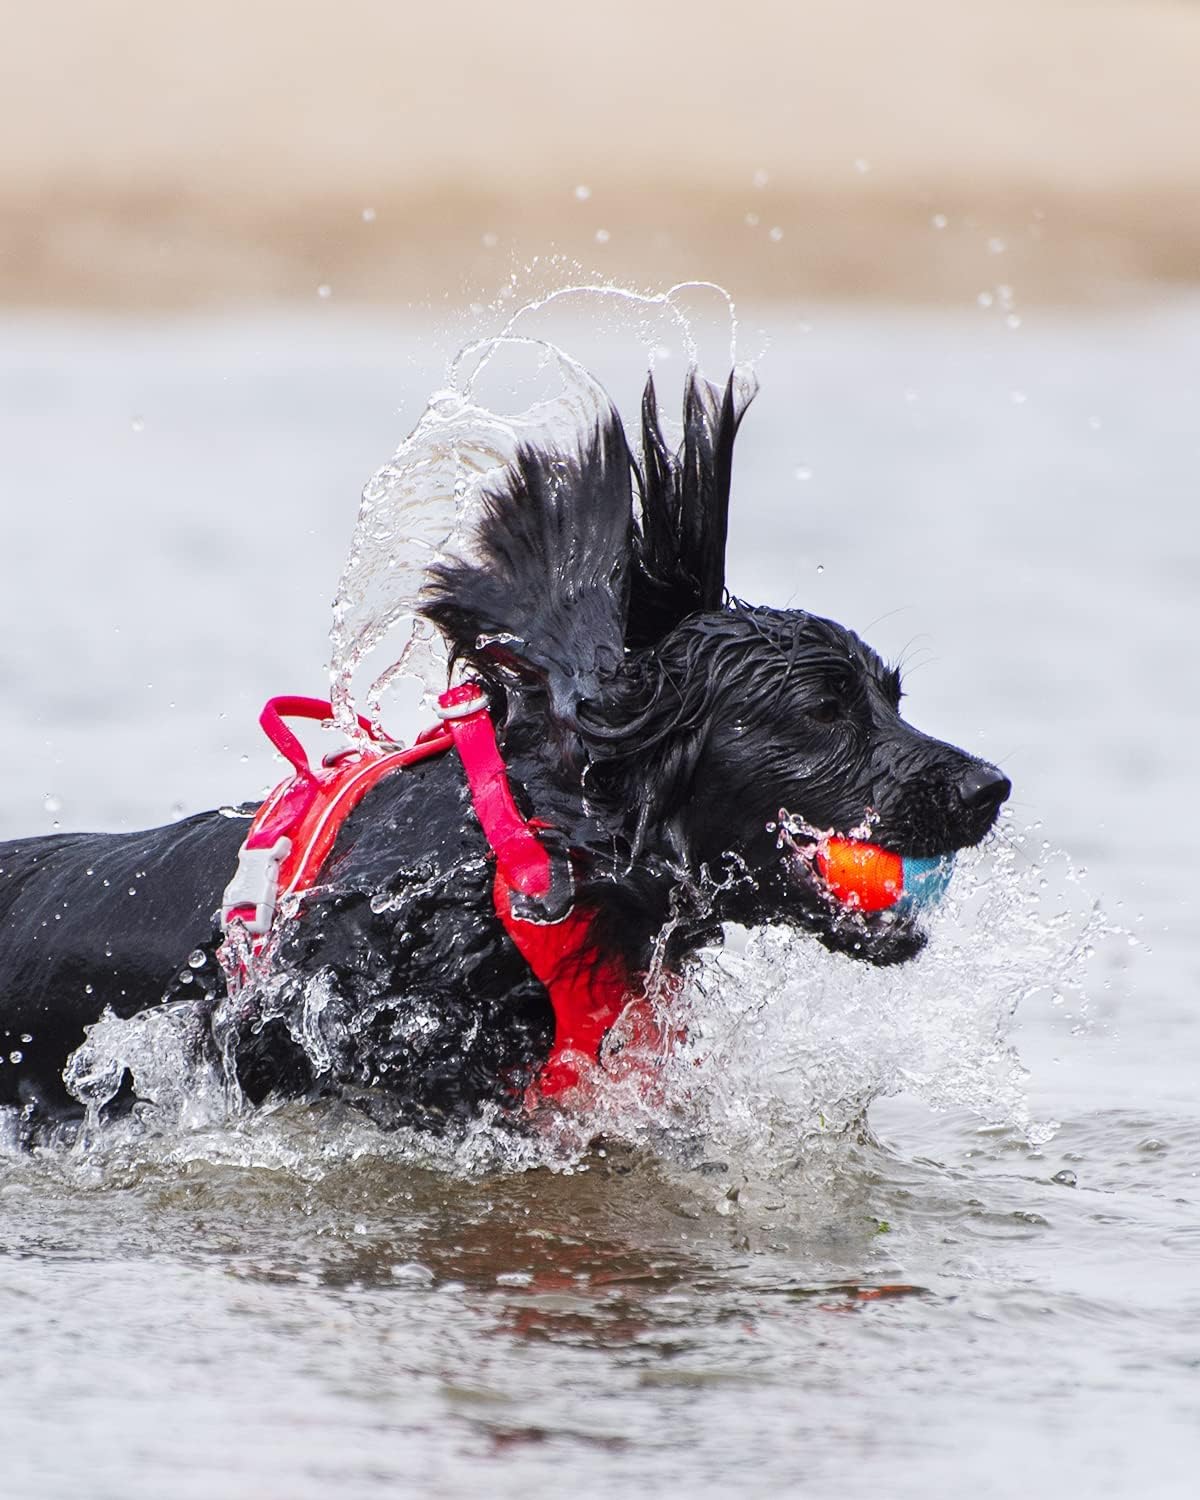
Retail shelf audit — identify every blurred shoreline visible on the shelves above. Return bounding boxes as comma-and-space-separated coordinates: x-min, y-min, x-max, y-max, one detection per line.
4, 0, 1200, 310
7, 181, 1200, 311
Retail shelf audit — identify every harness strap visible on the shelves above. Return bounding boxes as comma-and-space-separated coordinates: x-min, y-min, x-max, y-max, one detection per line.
436, 684, 631, 1096
218, 686, 645, 1102
221, 697, 451, 938
493, 876, 634, 1098
435, 684, 574, 921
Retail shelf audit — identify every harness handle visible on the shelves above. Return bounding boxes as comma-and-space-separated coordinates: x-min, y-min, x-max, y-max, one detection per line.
259, 696, 390, 781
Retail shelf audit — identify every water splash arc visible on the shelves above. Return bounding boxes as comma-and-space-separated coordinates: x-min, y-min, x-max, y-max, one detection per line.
327, 283, 745, 740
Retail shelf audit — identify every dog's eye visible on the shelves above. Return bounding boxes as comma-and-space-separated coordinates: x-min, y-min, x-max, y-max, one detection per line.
810, 697, 841, 725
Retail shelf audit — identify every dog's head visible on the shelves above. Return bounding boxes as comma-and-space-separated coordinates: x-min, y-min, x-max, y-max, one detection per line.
422, 371, 1009, 965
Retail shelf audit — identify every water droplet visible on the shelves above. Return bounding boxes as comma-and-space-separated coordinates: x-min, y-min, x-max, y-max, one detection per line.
768, 226, 784, 242
744, 211, 760, 227
85, 983, 94, 994
1006, 314, 1022, 330
1052, 1169, 1077, 1187
816, 563, 825, 575
127, 887, 137, 897
977, 291, 994, 309
20, 1034, 31, 1044
930, 213, 948, 230
794, 466, 812, 481
130, 415, 145, 434
361, 206, 376, 222
987, 237, 1007, 255
594, 228, 610, 244
9, 1051, 22, 1065
573, 184, 591, 201
391, 1262, 435, 1285
43, 795, 61, 814
317, 283, 332, 299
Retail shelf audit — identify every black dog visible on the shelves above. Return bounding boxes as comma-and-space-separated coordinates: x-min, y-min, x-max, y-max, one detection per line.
0, 371, 1009, 1133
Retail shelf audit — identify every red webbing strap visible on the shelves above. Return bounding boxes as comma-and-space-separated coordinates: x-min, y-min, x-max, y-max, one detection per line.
259, 695, 392, 781
222, 696, 453, 949
436, 684, 552, 899
437, 684, 637, 1097
273, 732, 451, 906
492, 875, 633, 1097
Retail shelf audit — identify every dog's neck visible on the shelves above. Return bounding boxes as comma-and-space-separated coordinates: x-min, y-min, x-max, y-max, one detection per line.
499, 724, 727, 976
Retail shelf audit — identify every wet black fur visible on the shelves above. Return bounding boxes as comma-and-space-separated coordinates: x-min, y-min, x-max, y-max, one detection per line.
0, 371, 1009, 1134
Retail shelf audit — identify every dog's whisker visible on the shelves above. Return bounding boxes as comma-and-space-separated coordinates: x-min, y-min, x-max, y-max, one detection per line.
862, 605, 914, 636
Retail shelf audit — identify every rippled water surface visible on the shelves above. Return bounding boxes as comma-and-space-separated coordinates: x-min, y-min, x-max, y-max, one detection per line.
1, 301, 1197, 1498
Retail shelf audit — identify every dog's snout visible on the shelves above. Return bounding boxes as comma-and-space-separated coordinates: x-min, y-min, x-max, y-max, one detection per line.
957, 763, 1011, 812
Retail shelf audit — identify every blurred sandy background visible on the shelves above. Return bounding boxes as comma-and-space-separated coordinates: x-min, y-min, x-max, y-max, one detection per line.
3, 0, 1199, 310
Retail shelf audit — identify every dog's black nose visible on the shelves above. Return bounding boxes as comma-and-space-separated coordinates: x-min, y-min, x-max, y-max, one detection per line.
958, 763, 1011, 811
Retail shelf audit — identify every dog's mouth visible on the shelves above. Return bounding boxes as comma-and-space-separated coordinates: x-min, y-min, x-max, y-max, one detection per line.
770, 809, 956, 965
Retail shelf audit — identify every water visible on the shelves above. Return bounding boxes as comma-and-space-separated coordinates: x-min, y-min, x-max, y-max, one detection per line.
328, 282, 750, 728
1, 301, 1198, 1497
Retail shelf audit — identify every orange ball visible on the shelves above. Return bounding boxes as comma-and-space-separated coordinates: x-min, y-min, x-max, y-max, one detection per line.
815, 838, 904, 912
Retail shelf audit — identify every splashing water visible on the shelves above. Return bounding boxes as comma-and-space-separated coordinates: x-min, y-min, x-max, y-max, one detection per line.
44, 825, 1107, 1186
327, 282, 745, 735
527, 831, 1106, 1180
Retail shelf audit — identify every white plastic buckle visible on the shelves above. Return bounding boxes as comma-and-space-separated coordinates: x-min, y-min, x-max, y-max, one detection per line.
434, 689, 488, 722
220, 835, 292, 937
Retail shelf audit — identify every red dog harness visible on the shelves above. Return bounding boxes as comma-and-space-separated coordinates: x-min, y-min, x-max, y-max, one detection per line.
218, 685, 638, 1099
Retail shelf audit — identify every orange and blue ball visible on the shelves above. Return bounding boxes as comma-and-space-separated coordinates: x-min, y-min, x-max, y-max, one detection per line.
815, 839, 954, 913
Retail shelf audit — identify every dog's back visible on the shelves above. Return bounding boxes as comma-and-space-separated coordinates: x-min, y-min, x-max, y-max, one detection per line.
0, 815, 245, 1113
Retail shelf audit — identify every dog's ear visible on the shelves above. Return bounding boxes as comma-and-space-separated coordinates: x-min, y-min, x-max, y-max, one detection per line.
627, 368, 758, 648
421, 413, 633, 726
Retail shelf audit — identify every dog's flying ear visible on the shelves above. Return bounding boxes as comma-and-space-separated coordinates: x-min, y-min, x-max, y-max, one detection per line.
627, 368, 758, 648
421, 413, 633, 726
